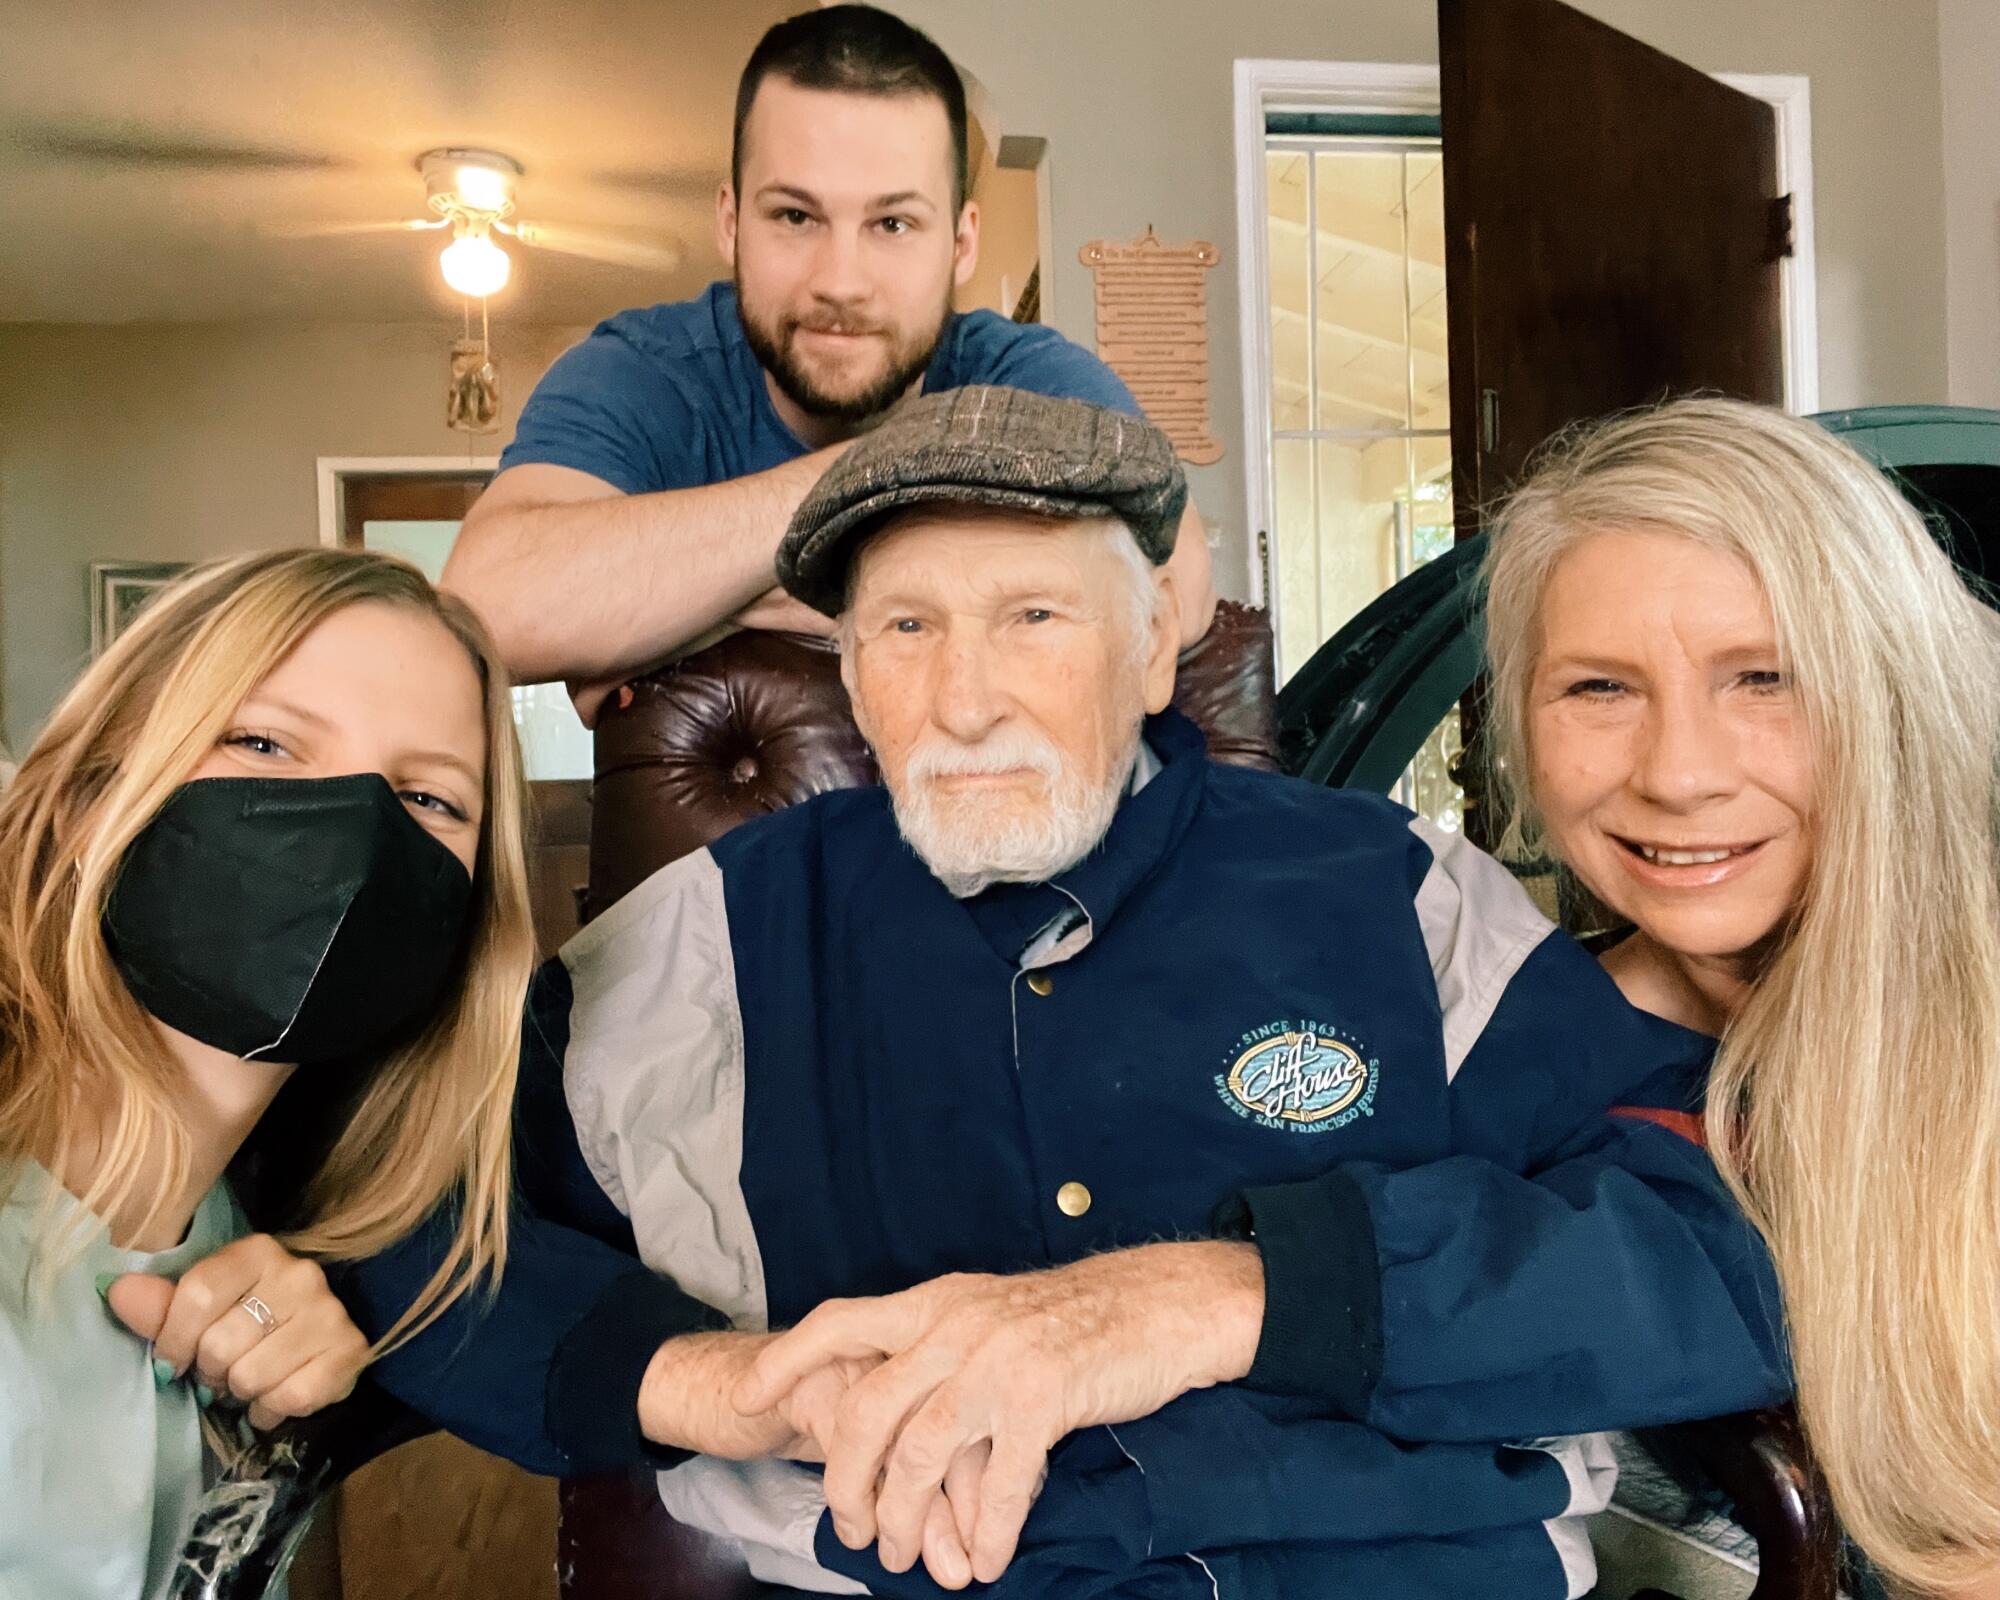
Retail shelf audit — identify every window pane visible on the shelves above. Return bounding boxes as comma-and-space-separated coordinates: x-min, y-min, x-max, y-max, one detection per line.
1314, 150, 1414, 431
1390, 452, 1464, 829
1314, 436, 1400, 639
1276, 436, 1464, 681
1409, 441, 1455, 560
1402, 705, 1465, 834
1266, 151, 1311, 432
1276, 435, 1443, 681
1405, 152, 1451, 433
1262, 134, 1456, 698
1271, 437, 1317, 680
511, 683, 594, 783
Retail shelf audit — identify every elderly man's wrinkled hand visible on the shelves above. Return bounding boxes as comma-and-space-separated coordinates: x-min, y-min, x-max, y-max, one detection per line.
734, 1241, 1263, 1585
761, 1351, 983, 1590
766, 1350, 875, 1462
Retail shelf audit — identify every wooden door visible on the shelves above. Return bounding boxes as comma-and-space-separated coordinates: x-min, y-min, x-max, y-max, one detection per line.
339, 473, 488, 544
1438, 0, 1788, 531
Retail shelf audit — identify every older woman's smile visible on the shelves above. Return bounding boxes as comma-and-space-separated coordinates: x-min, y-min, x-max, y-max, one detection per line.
1609, 834, 1774, 888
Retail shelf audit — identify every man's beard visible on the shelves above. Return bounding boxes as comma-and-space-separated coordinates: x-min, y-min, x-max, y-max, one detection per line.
737, 275, 952, 426
888, 722, 1141, 899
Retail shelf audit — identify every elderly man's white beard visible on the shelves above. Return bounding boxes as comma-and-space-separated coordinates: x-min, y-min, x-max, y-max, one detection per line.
890, 721, 1142, 898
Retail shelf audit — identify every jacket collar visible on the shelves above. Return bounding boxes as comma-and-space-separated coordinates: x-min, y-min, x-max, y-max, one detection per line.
956, 709, 1210, 970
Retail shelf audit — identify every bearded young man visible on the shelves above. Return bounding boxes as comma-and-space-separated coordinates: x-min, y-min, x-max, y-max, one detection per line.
441, 4, 1214, 722
343, 389, 1787, 1600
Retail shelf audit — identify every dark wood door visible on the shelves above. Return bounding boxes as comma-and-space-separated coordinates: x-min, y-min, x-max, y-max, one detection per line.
339, 473, 488, 546
1438, 0, 1788, 532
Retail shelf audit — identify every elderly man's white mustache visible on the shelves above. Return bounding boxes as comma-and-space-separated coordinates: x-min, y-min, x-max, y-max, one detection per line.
906, 727, 1065, 786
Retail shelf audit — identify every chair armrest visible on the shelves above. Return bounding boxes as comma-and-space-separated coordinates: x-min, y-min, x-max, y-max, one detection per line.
1650, 1407, 1839, 1600
558, 1470, 765, 1600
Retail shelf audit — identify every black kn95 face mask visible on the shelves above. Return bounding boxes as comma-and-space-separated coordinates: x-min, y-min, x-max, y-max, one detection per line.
102, 773, 474, 1066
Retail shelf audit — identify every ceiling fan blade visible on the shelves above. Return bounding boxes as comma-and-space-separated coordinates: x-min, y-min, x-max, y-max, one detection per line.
3, 122, 346, 173
260, 218, 446, 241
586, 165, 715, 203
508, 221, 680, 271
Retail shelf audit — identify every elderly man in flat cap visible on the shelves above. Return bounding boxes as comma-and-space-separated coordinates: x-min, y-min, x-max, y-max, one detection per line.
343, 388, 1784, 1600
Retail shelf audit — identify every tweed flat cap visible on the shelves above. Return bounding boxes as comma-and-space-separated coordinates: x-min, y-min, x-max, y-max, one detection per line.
777, 385, 1187, 615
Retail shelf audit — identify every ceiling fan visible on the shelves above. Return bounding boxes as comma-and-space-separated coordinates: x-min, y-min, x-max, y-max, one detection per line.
273, 147, 681, 296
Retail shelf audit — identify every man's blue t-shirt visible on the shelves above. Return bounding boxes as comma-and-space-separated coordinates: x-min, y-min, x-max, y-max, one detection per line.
500, 282, 1140, 494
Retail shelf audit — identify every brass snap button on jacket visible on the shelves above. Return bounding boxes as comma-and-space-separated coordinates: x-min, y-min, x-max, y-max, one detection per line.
1026, 970, 1054, 997
1056, 1181, 1092, 1217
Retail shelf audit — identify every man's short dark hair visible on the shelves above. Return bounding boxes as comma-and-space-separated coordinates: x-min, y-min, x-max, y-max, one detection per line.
733, 5, 970, 212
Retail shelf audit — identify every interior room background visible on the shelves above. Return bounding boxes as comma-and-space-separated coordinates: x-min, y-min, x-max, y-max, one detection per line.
3, 0, 1996, 755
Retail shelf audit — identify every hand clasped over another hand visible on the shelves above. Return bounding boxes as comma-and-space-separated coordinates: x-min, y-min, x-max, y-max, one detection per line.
733, 1240, 1264, 1589
104, 1232, 372, 1432
784, 1355, 997, 1593
649, 1333, 984, 1589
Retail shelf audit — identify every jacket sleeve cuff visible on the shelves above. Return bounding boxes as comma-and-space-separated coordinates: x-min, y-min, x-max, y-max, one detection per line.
1225, 1167, 1384, 1412
546, 1268, 733, 1473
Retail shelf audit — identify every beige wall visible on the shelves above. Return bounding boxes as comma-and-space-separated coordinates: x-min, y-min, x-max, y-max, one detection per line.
0, 321, 586, 748
1941, 0, 2000, 409
892, 0, 1951, 599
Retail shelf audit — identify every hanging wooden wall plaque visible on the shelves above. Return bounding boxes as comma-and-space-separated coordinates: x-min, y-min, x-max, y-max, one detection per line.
1079, 227, 1224, 465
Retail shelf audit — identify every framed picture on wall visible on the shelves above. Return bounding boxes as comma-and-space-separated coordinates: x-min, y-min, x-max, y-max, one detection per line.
91, 561, 190, 655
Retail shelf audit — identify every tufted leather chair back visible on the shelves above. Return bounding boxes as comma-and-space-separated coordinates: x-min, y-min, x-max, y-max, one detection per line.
586, 599, 1279, 916
563, 599, 1278, 1600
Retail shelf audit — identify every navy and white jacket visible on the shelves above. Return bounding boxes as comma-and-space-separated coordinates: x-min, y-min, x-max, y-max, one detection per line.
340, 711, 1787, 1599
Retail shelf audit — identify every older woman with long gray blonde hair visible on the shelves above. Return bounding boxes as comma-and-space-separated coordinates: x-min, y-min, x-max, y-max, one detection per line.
1482, 396, 2000, 1598
0, 547, 538, 1598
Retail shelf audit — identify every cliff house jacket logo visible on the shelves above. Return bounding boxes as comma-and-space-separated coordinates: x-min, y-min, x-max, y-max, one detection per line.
1217, 1020, 1377, 1132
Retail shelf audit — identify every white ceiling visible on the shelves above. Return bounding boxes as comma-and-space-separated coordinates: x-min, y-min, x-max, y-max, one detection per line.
0, 0, 802, 324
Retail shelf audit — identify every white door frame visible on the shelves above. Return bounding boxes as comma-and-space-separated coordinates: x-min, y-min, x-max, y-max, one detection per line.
1231, 58, 1818, 621
315, 455, 500, 547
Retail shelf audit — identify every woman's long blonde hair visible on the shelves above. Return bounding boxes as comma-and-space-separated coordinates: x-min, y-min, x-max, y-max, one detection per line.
0, 547, 537, 1349
1482, 397, 2000, 1593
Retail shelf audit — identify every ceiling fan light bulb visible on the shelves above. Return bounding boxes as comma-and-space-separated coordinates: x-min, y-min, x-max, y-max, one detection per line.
455, 163, 512, 214
441, 234, 512, 297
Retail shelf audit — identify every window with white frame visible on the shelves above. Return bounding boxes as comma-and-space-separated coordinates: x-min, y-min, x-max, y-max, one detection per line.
1264, 114, 1463, 828
1264, 116, 1454, 691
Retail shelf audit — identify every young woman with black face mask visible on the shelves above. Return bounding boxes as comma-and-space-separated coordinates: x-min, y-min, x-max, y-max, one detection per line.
0, 548, 537, 1599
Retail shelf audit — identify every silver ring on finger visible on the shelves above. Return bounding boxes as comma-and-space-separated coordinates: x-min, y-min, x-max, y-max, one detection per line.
235, 1293, 278, 1335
